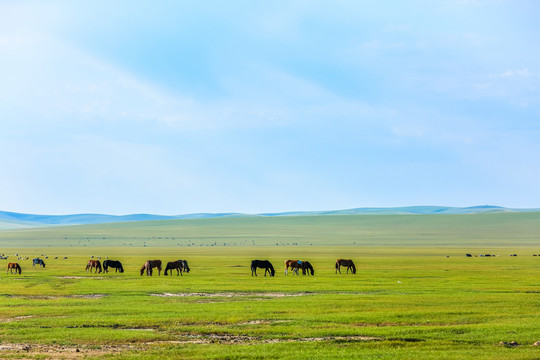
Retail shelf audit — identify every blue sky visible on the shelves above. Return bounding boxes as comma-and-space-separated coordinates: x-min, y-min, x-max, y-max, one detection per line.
1, 1, 539, 215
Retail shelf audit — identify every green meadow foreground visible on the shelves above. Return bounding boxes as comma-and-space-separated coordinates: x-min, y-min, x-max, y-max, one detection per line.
0, 214, 539, 359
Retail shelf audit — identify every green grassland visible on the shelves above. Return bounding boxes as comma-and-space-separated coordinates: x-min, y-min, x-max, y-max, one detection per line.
0, 213, 539, 359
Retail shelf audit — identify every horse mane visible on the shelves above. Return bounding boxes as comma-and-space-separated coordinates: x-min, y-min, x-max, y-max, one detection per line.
140, 262, 148, 276
267, 261, 275, 276
305, 261, 314, 275
350, 260, 356, 274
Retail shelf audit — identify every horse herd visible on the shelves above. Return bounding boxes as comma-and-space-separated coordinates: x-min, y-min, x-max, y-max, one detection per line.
251, 258, 356, 277
5, 257, 357, 277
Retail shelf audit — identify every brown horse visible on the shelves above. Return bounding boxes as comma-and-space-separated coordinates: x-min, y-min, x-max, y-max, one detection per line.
86, 260, 102, 273
164, 260, 183, 276
7, 263, 21, 274
335, 259, 356, 274
284, 260, 301, 275
284, 260, 314, 275
140, 260, 162, 276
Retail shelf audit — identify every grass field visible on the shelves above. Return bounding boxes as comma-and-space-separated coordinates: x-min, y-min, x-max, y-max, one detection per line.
0, 213, 539, 359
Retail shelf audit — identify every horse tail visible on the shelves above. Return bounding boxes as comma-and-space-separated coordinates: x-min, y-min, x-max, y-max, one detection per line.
335, 260, 339, 270
119, 263, 124, 273
18, 264, 21, 274
308, 263, 314, 276
350, 261, 356, 274
42, 261, 45, 268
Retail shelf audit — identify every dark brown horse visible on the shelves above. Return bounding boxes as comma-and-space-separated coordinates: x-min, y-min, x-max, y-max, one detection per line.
284, 260, 314, 275
140, 260, 162, 276
300, 261, 315, 276
335, 259, 356, 274
7, 263, 21, 274
164, 260, 183, 276
86, 260, 102, 273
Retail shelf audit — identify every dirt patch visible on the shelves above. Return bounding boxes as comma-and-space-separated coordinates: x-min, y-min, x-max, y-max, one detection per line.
151, 292, 312, 298
0, 343, 137, 359
3, 294, 107, 300
0, 315, 33, 323
0, 335, 380, 357
70, 294, 107, 299
55, 276, 105, 279
150, 333, 379, 345
264, 335, 380, 343
237, 319, 292, 325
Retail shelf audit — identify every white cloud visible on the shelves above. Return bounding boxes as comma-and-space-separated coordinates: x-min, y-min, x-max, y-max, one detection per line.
493, 68, 538, 78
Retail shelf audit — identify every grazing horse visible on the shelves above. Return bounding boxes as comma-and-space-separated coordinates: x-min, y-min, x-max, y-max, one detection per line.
164, 260, 184, 276
284, 260, 301, 275
33, 258, 46, 268
7, 263, 21, 274
175, 259, 190, 273
335, 259, 356, 274
251, 260, 275, 277
140, 260, 162, 276
103, 260, 124, 273
300, 261, 315, 276
86, 260, 102, 273
284, 260, 315, 275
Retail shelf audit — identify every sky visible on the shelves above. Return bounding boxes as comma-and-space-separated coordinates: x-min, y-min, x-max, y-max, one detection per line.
1, 0, 539, 215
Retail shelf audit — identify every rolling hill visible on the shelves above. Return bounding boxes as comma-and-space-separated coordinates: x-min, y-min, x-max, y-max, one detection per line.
0, 205, 538, 230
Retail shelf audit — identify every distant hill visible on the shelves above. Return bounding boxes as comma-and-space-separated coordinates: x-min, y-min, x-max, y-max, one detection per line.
0, 206, 538, 229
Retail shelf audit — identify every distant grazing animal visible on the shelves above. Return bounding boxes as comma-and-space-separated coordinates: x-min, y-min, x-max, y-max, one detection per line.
86, 260, 102, 273
140, 260, 162, 276
103, 260, 124, 273
63, 257, 68, 260
466, 254, 472, 257
335, 259, 356, 274
164, 260, 184, 276
251, 260, 275, 277
7, 263, 21, 274
33, 258, 46, 268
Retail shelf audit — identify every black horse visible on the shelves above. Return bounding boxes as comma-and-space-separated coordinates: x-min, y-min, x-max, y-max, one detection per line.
103, 260, 124, 273
300, 261, 315, 276
177, 259, 190, 273
251, 260, 275, 277
33, 258, 46, 268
